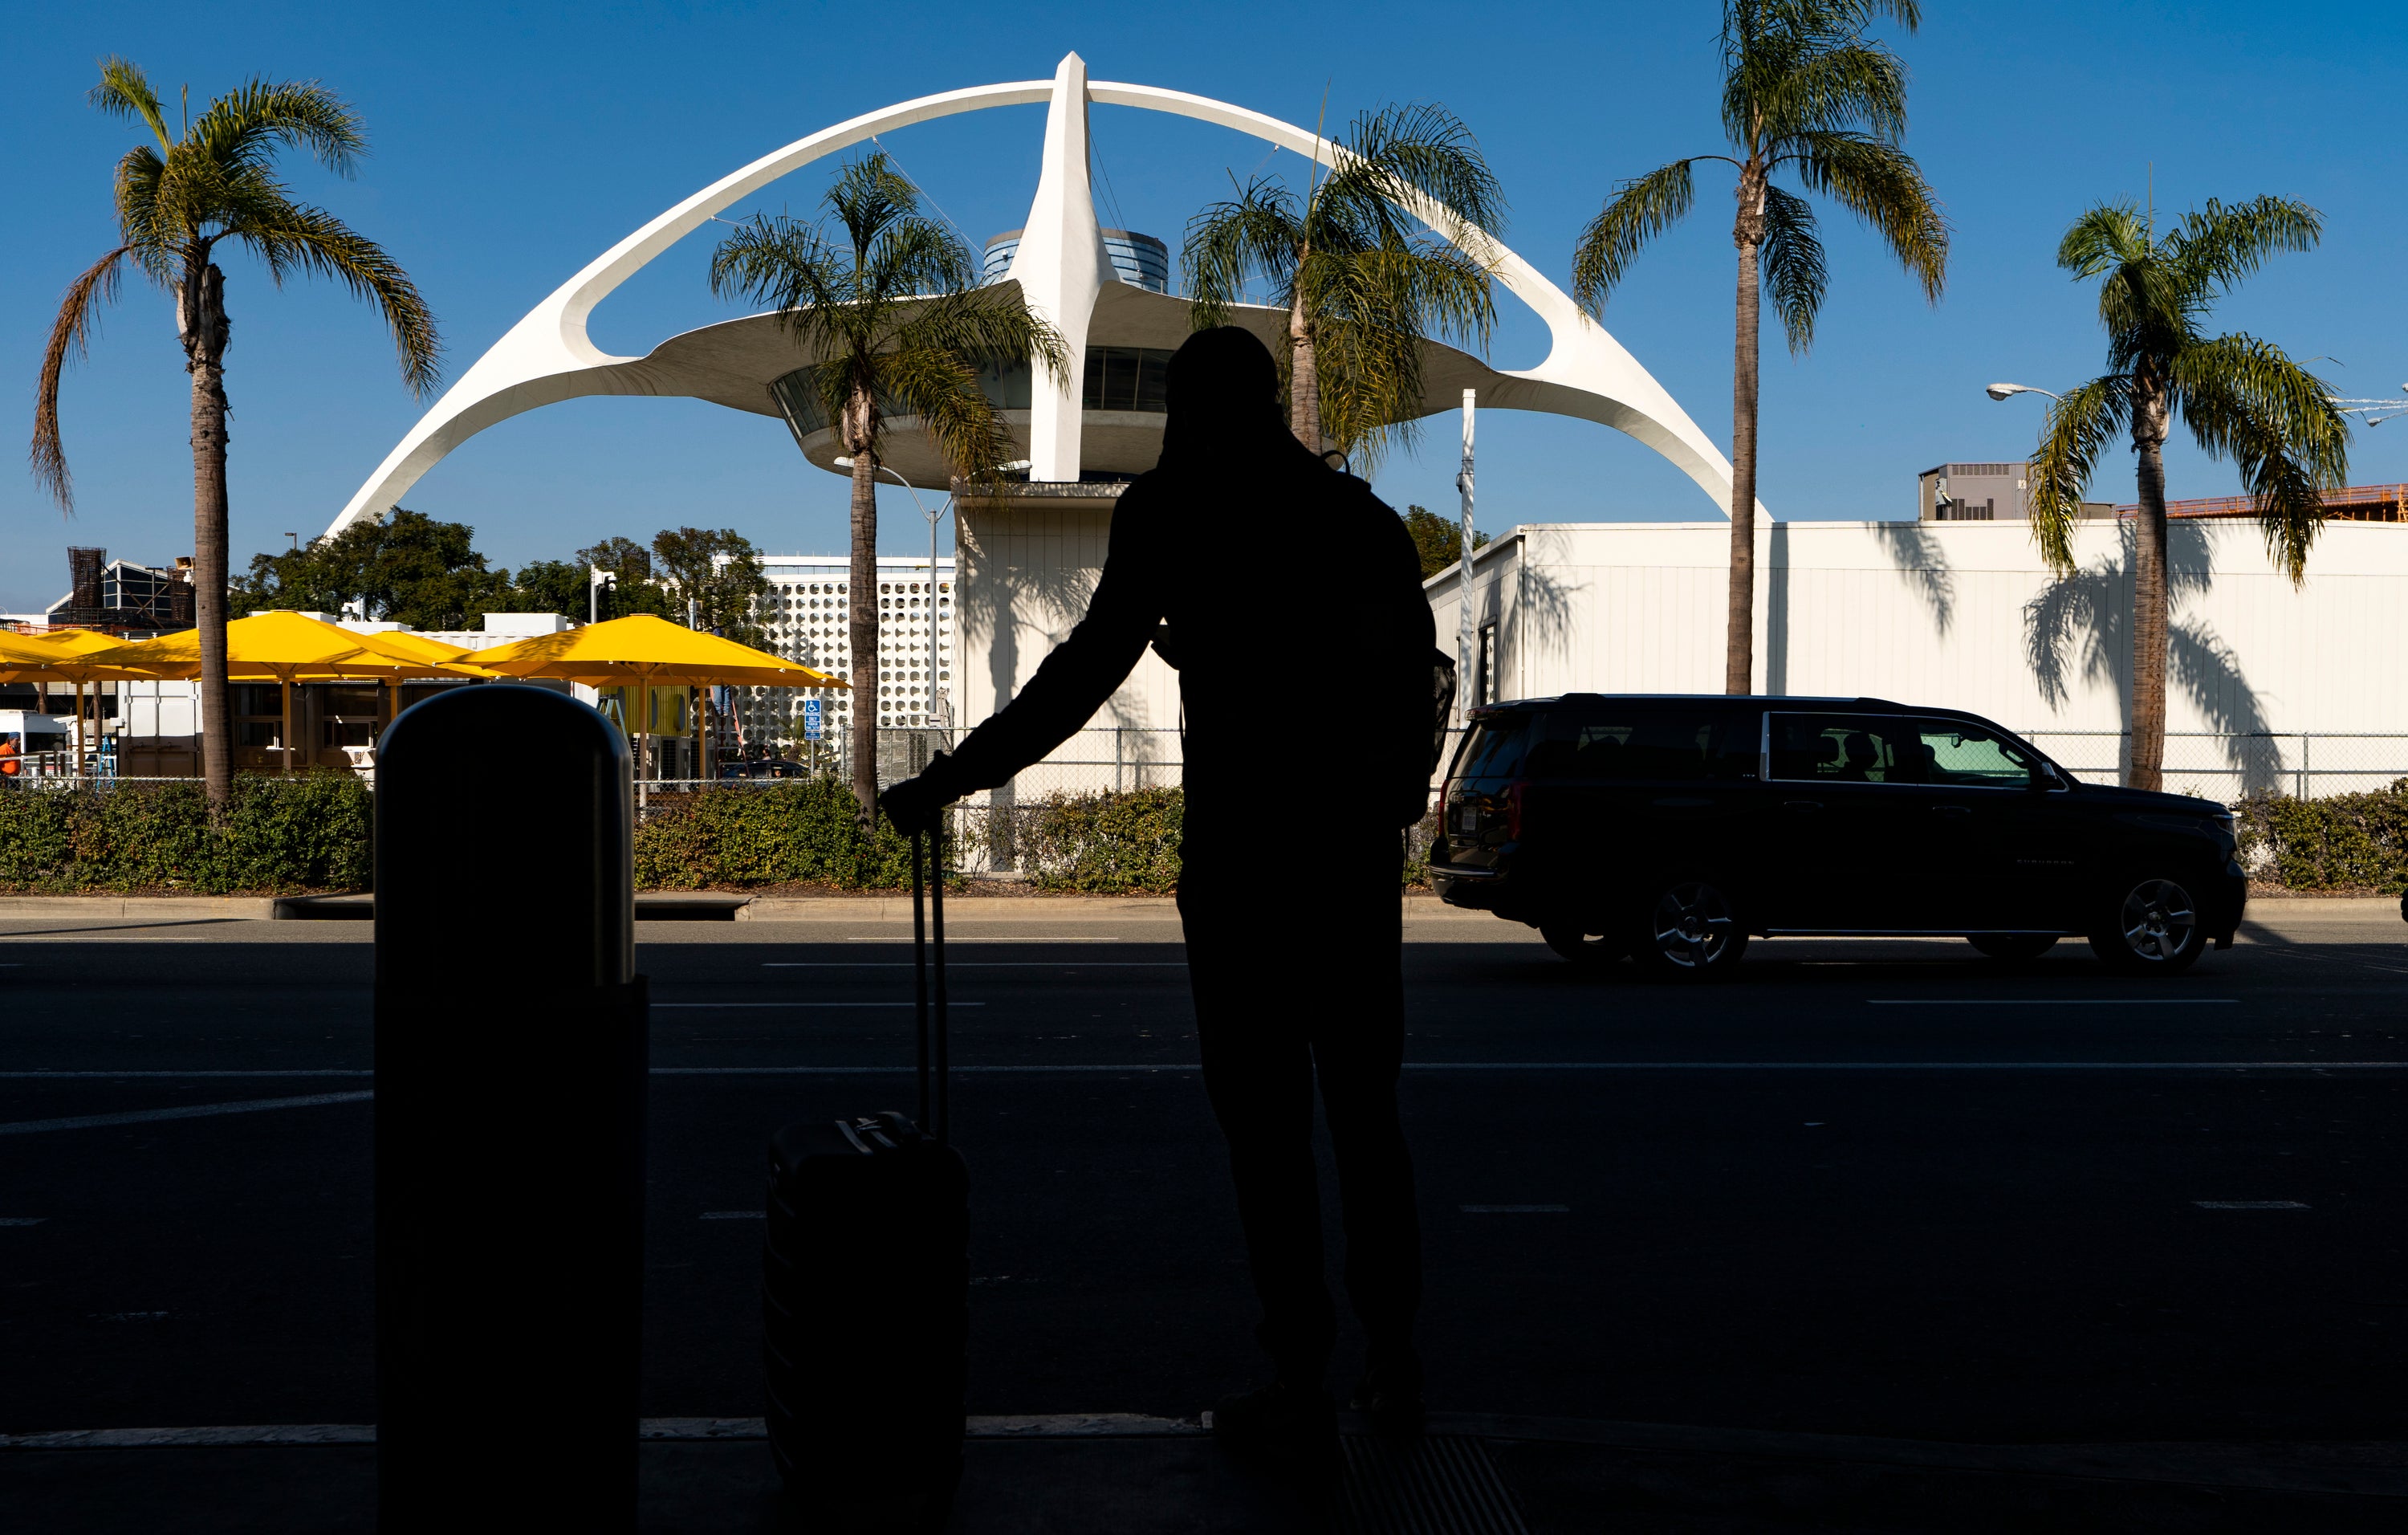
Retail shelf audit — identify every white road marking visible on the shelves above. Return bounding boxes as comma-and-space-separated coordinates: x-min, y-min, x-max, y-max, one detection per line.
1461, 1204, 1569, 1213
1867, 999, 2239, 1006
0, 1217, 47, 1227
844, 936, 1129, 943
2194, 1199, 2311, 1210
700, 1210, 764, 1219
763, 962, 1186, 968
655, 1002, 986, 1009
0, 1070, 372, 1079
0, 1415, 1204, 1450
0, 1091, 372, 1136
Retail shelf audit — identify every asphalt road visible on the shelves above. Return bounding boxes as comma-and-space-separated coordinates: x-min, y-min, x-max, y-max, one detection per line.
2, 902, 2403, 1447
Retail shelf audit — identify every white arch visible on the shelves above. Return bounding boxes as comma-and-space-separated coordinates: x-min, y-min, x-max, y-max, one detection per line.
327, 57, 1751, 537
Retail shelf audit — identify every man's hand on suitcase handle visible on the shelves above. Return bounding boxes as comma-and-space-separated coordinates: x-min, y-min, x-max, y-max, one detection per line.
881, 752, 958, 836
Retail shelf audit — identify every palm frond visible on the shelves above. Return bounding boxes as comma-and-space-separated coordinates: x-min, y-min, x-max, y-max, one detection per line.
30, 246, 132, 509
189, 79, 366, 178
2171, 332, 2349, 583
862, 216, 976, 303
710, 214, 869, 356
111, 145, 174, 275
89, 57, 171, 151
1181, 179, 1301, 329
826, 153, 921, 260
1753, 40, 1910, 143
2166, 195, 2321, 301
1571, 160, 1696, 316
229, 198, 441, 393
877, 344, 1017, 488
2026, 375, 2131, 575
1758, 186, 1827, 353
893, 287, 1069, 384
1319, 101, 1508, 253
1786, 131, 1946, 300
2055, 201, 2153, 278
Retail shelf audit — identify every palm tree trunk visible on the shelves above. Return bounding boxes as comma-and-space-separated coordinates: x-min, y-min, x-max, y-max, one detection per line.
846, 405, 881, 824
1287, 276, 1320, 454
185, 261, 234, 807
2129, 390, 2171, 793
1726, 237, 1762, 696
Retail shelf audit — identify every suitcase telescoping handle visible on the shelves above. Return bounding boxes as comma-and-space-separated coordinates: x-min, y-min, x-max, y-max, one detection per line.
910, 827, 949, 1144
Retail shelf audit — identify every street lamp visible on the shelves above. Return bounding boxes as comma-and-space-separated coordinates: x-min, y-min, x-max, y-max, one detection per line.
832, 458, 999, 735
1984, 382, 2061, 403
2330, 385, 2408, 428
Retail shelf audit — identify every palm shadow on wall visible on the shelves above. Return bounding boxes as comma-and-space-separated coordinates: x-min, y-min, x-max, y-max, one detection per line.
2019, 522, 2284, 793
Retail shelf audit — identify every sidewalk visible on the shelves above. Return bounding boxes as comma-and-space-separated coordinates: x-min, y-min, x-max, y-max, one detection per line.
5, 1413, 2402, 1533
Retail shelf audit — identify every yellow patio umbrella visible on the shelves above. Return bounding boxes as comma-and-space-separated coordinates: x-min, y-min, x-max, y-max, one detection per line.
458, 614, 845, 802
331, 629, 496, 727
0, 629, 172, 776
82, 611, 474, 776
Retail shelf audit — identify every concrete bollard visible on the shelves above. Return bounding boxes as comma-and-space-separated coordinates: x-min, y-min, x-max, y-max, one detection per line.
373, 685, 647, 1530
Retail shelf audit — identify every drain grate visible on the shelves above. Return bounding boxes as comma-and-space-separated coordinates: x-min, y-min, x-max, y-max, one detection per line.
1337, 1434, 1531, 1535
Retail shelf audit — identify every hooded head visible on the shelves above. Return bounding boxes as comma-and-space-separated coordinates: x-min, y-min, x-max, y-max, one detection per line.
1154, 326, 1314, 473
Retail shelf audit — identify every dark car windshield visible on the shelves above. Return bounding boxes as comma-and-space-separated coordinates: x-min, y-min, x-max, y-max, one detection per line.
1532, 711, 1740, 782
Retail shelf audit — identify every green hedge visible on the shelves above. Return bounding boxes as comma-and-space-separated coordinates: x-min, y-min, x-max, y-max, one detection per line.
633, 777, 928, 890
988, 788, 1186, 894
0, 775, 374, 894
2235, 781, 2408, 894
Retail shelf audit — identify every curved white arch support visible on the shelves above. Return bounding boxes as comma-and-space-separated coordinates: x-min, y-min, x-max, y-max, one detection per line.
328, 58, 1755, 538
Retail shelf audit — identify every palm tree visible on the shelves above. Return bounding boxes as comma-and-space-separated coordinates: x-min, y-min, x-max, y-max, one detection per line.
710, 152, 1068, 821
32, 59, 441, 806
1182, 103, 1505, 472
1572, 0, 1946, 695
2025, 196, 2348, 792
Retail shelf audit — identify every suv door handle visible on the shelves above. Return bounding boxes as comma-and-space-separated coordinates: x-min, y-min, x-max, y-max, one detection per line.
1931, 804, 1971, 817
1783, 800, 1823, 814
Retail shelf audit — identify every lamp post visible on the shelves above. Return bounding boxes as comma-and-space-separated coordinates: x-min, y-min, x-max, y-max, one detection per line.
832, 458, 998, 739
1983, 382, 2062, 403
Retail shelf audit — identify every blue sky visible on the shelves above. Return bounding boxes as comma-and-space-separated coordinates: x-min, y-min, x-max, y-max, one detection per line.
5, 1, 2405, 613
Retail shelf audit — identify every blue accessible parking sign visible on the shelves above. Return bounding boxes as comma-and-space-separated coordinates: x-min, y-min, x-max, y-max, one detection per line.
802, 698, 823, 741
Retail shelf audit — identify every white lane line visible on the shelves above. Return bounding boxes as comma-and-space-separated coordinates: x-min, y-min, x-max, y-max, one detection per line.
0, 1415, 1202, 1451
655, 1002, 986, 1009
1867, 999, 2239, 1006
700, 1210, 764, 1219
653, 1061, 2408, 1076
0, 1070, 372, 1079
0, 1217, 47, 1227
844, 937, 1129, 943
8, 1061, 2401, 1085
1461, 1204, 1569, 1214
0, 1091, 372, 1136
763, 962, 1186, 968
2194, 1199, 2311, 1210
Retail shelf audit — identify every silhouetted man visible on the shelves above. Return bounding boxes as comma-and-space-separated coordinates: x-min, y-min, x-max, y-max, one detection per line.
881, 327, 1438, 1468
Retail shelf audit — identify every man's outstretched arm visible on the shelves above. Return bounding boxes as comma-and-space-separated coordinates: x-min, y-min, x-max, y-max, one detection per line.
886, 498, 1162, 821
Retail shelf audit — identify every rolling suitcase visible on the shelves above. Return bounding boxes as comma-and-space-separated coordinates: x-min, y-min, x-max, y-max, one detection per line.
763, 828, 969, 1533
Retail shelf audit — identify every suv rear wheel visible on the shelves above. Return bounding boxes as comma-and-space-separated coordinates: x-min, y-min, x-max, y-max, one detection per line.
1631, 878, 1748, 980
2088, 876, 2204, 975
1542, 921, 1625, 967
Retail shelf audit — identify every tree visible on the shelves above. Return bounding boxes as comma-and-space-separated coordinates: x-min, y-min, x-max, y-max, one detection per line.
709, 151, 1068, 820
650, 526, 769, 645
1183, 104, 1504, 472
494, 559, 596, 621
32, 59, 440, 805
229, 507, 507, 630
1402, 503, 1487, 580
2025, 196, 2347, 792
573, 536, 674, 621
1572, 1, 1946, 696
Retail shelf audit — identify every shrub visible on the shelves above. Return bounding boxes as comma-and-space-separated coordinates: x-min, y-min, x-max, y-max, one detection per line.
0, 774, 373, 894
2234, 781, 2408, 894
1001, 788, 1186, 894
633, 777, 930, 890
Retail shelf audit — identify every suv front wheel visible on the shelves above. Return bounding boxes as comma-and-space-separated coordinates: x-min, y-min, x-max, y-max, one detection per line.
2088, 875, 2205, 975
1632, 878, 1748, 980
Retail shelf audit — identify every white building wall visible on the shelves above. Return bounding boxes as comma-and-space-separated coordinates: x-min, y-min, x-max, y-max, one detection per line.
1426, 519, 2408, 796
956, 491, 1182, 793
737, 555, 955, 748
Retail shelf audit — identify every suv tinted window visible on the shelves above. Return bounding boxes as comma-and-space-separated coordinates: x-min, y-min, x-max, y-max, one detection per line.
1911, 718, 2039, 787
1767, 713, 1923, 784
1454, 713, 1533, 780
1530, 710, 1739, 782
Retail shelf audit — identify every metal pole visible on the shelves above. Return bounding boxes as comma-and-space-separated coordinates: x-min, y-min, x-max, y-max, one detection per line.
1456, 389, 1476, 723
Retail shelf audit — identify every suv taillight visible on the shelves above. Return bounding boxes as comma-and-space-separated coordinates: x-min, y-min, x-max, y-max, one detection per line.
1506, 781, 1529, 841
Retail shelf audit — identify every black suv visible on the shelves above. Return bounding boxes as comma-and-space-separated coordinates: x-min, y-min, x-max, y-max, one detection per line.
1429, 694, 2245, 977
